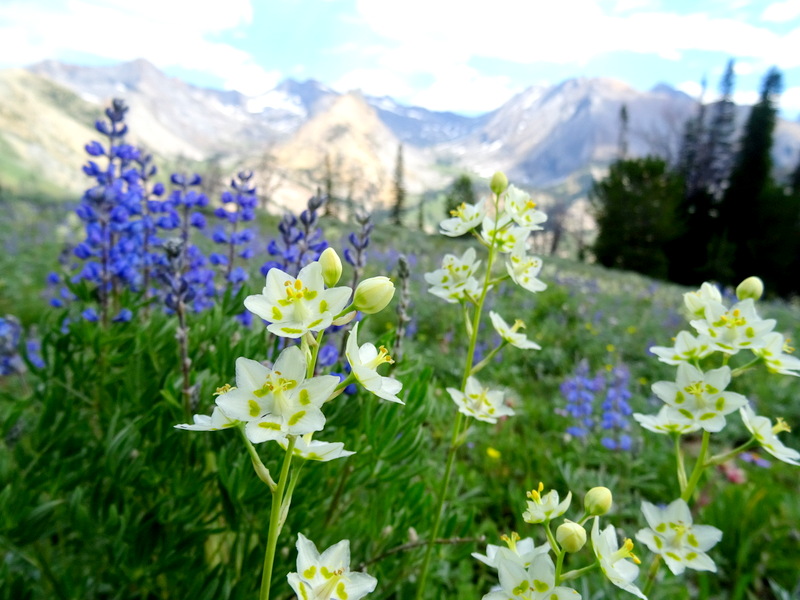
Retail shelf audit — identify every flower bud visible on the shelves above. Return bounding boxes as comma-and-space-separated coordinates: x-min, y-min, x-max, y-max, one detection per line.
556, 521, 587, 553
584, 486, 612, 516
353, 277, 395, 314
319, 247, 342, 287
490, 171, 509, 196
736, 276, 764, 301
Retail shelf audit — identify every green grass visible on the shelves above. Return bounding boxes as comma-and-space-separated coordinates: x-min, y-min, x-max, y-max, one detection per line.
1, 203, 799, 600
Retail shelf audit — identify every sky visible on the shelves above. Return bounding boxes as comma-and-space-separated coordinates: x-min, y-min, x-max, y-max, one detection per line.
1, 0, 800, 117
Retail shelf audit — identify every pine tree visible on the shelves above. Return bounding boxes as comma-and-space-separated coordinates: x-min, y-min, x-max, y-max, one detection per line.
444, 174, 476, 218
591, 157, 683, 279
618, 104, 629, 159
721, 67, 783, 283
391, 144, 405, 226
703, 59, 737, 199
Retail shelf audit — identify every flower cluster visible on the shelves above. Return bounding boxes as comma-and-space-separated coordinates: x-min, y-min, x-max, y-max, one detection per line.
559, 360, 634, 450
209, 170, 257, 287
476, 485, 647, 599
425, 174, 547, 422
632, 277, 800, 578
261, 194, 329, 278
0, 316, 44, 376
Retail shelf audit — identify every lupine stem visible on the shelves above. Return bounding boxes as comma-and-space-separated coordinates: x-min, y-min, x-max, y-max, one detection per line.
416, 192, 502, 599
260, 435, 297, 600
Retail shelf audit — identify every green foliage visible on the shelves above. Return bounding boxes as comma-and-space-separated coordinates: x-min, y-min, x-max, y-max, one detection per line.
444, 174, 476, 219
2, 205, 799, 600
590, 157, 683, 279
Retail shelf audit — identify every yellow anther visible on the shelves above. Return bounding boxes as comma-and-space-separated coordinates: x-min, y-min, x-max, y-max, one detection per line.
784, 338, 795, 354
773, 417, 791, 434
684, 381, 705, 398
214, 383, 235, 396
525, 199, 537, 210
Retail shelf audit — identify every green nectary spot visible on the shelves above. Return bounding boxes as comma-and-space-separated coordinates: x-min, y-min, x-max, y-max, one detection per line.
699, 412, 716, 420
335, 582, 348, 599
655, 523, 667, 533
305, 290, 317, 300
272, 306, 283, 321
288, 411, 306, 426
299, 389, 311, 405
679, 408, 693, 419
715, 397, 725, 411
687, 534, 699, 547
281, 327, 303, 334
321, 567, 334, 579
685, 551, 698, 560
666, 552, 681, 561
533, 579, 549, 592
303, 566, 317, 579
745, 326, 755, 338
319, 300, 329, 313
308, 319, 323, 329
248, 399, 260, 417
654, 536, 663, 549
258, 421, 281, 430
675, 391, 685, 404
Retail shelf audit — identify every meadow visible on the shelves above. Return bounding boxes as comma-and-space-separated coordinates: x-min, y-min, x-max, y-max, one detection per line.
1, 103, 799, 600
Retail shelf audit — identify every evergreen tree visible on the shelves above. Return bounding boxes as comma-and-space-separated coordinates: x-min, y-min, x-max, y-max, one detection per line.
703, 59, 737, 199
668, 65, 738, 284
618, 104, 629, 159
720, 67, 783, 283
444, 174, 476, 218
391, 144, 405, 226
591, 157, 683, 279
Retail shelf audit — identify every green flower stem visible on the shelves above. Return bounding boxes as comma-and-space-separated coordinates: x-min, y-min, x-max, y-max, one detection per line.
730, 358, 761, 378
470, 343, 504, 376
307, 331, 324, 379
260, 435, 297, 600
278, 459, 305, 530
416, 193, 504, 599
642, 554, 663, 596
675, 434, 688, 494
560, 562, 599, 581
543, 520, 561, 559
334, 372, 356, 392
239, 427, 276, 492
414, 410, 464, 600
681, 429, 711, 502
705, 438, 756, 467
554, 549, 566, 585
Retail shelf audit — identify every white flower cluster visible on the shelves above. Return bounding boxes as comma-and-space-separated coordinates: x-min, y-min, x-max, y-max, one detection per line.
426, 176, 547, 423
477, 485, 648, 599
635, 280, 800, 464
176, 252, 404, 463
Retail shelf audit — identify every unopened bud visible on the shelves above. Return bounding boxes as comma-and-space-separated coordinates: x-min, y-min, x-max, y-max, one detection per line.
353, 276, 395, 314
556, 521, 587, 553
736, 276, 764, 301
319, 248, 342, 287
490, 171, 509, 196
584, 486, 613, 516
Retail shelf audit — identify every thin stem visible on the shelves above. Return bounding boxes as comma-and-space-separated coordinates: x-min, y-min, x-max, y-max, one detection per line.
415, 411, 464, 599
239, 427, 276, 491
675, 434, 688, 494
642, 554, 663, 596
416, 194, 503, 599
705, 438, 756, 467
260, 435, 297, 600
681, 430, 711, 502
554, 549, 566, 585
559, 562, 599, 581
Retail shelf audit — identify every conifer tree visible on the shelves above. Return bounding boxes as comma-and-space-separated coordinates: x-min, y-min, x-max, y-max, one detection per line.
721, 67, 783, 283
618, 104, 629, 159
391, 144, 405, 226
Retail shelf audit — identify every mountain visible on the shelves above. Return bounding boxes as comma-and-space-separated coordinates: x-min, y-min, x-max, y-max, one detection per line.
435, 78, 698, 186
5, 59, 800, 206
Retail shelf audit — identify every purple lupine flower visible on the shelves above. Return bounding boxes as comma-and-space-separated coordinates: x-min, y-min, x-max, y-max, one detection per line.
559, 359, 604, 439
599, 364, 634, 451
261, 192, 329, 278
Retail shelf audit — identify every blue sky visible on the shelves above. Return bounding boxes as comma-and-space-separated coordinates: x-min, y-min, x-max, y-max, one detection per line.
2, 0, 800, 116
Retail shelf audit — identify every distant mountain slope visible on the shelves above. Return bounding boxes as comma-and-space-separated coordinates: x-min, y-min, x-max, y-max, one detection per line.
6, 59, 800, 203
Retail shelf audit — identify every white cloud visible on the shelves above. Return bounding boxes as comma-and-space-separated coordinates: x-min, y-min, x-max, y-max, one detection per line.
0, 0, 280, 95
733, 90, 760, 106
332, 68, 414, 98
761, 0, 800, 23
346, 0, 799, 111
780, 86, 800, 112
